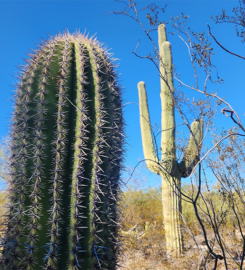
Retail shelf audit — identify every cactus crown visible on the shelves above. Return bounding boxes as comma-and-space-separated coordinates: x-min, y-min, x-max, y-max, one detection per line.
1, 32, 124, 270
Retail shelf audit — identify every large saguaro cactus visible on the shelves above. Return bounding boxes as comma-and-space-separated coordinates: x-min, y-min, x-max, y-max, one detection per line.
137, 24, 203, 257
1, 32, 124, 270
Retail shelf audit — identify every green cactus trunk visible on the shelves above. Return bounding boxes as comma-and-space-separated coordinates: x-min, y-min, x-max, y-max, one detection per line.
138, 24, 203, 257
1, 33, 124, 270
161, 173, 182, 257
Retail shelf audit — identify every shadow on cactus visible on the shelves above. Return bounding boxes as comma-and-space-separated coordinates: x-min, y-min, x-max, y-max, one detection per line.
137, 24, 203, 257
1, 32, 125, 270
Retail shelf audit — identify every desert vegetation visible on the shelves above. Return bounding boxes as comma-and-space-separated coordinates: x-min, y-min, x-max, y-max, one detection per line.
117, 176, 245, 269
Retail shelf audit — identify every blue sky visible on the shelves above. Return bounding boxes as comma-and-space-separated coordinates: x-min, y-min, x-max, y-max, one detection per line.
0, 0, 244, 189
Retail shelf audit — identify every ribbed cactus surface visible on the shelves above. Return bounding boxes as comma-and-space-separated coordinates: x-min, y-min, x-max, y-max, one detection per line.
138, 24, 203, 257
1, 32, 124, 270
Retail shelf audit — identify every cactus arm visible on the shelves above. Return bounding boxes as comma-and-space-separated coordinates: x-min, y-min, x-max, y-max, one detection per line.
138, 81, 160, 175
158, 24, 167, 92
158, 24, 167, 51
160, 41, 177, 171
178, 119, 204, 178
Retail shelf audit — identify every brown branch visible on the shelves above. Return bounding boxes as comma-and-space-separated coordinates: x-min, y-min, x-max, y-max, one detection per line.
221, 106, 245, 132
207, 23, 245, 60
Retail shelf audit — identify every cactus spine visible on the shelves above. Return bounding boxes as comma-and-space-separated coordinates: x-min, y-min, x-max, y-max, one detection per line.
137, 24, 203, 257
1, 33, 124, 270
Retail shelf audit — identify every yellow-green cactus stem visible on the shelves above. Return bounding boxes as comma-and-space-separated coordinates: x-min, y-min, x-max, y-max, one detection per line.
1, 32, 124, 270
138, 24, 203, 257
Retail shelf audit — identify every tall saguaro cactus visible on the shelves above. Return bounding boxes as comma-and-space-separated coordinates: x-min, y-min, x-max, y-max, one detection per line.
137, 24, 203, 257
1, 32, 124, 270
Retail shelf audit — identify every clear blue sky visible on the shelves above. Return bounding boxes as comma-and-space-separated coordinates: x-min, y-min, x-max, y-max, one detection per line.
1, 0, 244, 189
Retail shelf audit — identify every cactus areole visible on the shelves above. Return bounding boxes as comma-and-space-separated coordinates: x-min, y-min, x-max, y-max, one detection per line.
1, 33, 124, 270
138, 24, 203, 257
